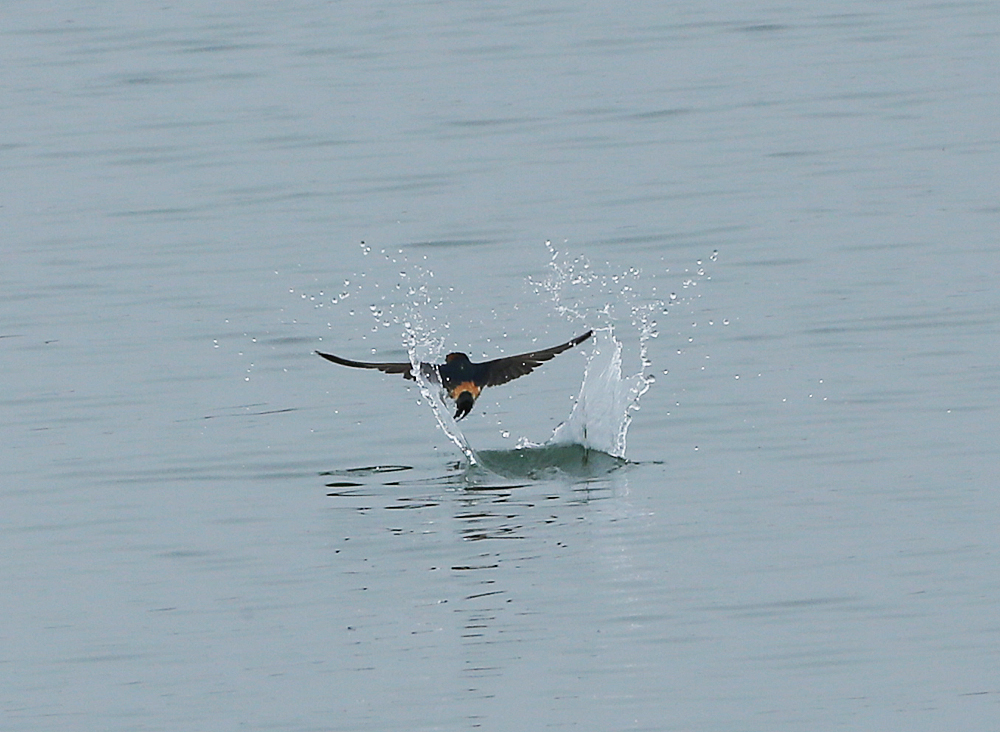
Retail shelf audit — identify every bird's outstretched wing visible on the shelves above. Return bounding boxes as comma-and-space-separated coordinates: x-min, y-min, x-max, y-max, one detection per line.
315, 351, 440, 383
315, 351, 415, 380
481, 330, 592, 387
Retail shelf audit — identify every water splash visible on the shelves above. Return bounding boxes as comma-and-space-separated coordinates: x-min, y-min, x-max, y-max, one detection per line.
546, 327, 643, 458
389, 255, 480, 464
310, 241, 711, 470
526, 242, 665, 459
411, 355, 479, 465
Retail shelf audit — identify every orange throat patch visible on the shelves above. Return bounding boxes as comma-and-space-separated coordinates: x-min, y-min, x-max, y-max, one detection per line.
448, 381, 482, 400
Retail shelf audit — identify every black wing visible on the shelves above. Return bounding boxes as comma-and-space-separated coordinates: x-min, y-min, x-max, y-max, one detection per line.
315, 351, 415, 380
481, 330, 592, 387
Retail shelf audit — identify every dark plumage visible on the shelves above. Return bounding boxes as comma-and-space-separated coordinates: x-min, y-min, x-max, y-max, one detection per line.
316, 330, 592, 419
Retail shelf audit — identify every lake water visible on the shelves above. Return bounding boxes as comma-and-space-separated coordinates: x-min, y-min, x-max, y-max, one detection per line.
3, 1, 999, 730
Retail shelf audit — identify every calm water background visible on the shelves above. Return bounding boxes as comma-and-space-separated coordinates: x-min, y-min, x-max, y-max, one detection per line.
3, 1, 999, 730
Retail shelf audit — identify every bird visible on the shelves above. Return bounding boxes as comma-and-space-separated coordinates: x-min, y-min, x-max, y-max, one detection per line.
316, 330, 593, 420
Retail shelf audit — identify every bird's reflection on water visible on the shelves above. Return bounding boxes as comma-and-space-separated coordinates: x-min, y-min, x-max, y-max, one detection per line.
319, 452, 641, 703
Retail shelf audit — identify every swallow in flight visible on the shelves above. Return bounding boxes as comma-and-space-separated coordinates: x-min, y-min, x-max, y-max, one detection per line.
316, 330, 592, 420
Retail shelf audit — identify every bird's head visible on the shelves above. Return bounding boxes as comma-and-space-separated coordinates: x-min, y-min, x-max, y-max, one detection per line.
445, 352, 469, 364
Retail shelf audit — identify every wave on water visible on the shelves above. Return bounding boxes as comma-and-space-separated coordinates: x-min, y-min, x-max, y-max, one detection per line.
474, 443, 625, 480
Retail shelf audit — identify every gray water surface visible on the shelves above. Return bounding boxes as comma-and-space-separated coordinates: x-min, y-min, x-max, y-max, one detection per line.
4, 2, 999, 730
